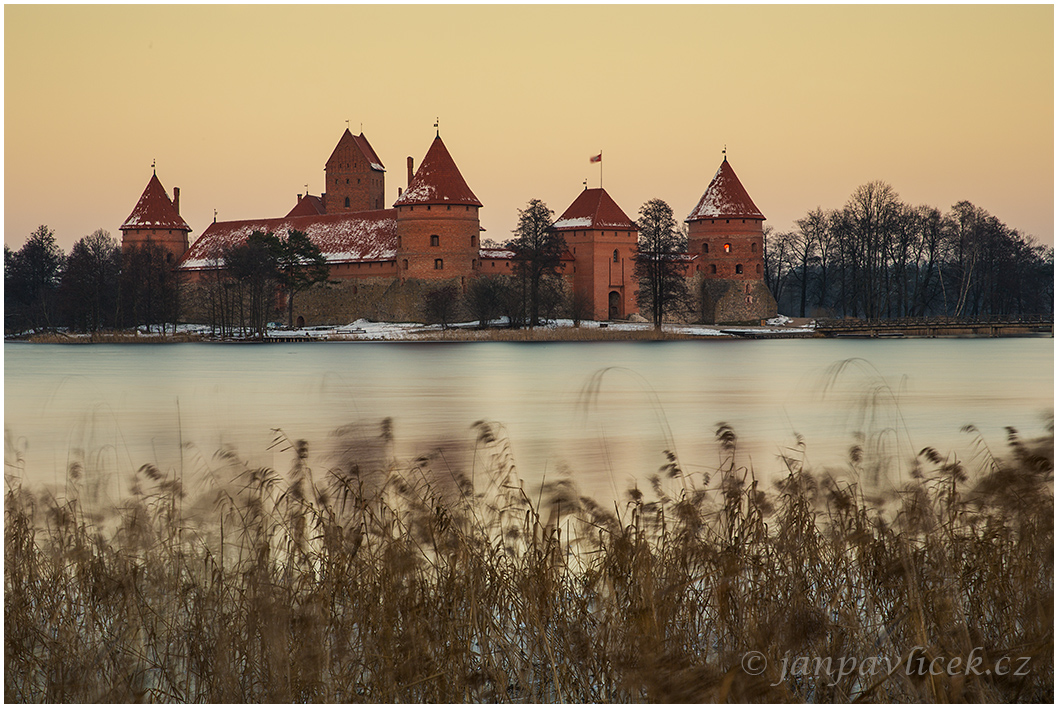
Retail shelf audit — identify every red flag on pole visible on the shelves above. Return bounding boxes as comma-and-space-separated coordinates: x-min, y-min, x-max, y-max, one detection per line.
589, 152, 602, 163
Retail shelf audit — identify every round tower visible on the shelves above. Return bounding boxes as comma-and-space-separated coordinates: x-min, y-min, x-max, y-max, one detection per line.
393, 134, 482, 281
120, 172, 192, 262
686, 156, 777, 323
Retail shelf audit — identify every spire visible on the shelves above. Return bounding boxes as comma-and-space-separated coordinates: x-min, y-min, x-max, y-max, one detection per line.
687, 159, 764, 222
393, 135, 481, 207
121, 173, 191, 231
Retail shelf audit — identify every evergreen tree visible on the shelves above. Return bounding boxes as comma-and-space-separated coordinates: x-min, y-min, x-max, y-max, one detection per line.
508, 199, 565, 327
264, 229, 330, 328
633, 199, 689, 329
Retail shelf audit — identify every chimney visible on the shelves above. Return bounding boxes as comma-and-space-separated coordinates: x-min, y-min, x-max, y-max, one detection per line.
398, 187, 403, 197
407, 156, 414, 187
173, 187, 180, 215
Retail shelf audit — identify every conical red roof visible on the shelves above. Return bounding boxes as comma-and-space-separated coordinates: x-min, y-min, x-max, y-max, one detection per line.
393, 135, 482, 207
552, 188, 636, 231
121, 173, 191, 231
326, 129, 385, 172
687, 158, 764, 221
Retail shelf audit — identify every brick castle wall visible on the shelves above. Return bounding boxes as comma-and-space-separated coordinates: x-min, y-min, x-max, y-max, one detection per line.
395, 204, 480, 281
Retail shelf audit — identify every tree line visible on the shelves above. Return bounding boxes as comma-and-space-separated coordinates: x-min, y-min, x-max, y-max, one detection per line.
4, 226, 329, 336
5, 226, 181, 335
763, 181, 1053, 319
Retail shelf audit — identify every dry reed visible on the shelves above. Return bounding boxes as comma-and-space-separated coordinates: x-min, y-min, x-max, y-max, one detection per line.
5, 418, 1052, 702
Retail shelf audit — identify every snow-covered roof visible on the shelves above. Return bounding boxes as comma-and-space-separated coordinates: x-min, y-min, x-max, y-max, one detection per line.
479, 247, 515, 260
326, 129, 386, 173
552, 188, 637, 231
393, 135, 482, 207
121, 173, 192, 232
687, 158, 765, 221
178, 209, 397, 270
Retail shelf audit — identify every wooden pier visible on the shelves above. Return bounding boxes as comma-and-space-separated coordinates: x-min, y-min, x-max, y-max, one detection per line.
814, 315, 1053, 338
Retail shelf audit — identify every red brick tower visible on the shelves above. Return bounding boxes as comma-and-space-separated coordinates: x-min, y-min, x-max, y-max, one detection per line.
393, 134, 482, 280
120, 172, 192, 261
552, 188, 639, 320
324, 129, 386, 213
686, 156, 777, 322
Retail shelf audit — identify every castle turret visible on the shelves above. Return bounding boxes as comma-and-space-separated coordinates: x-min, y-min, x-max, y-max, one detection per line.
686, 156, 777, 323
552, 187, 638, 320
324, 129, 386, 213
393, 134, 482, 280
120, 172, 192, 261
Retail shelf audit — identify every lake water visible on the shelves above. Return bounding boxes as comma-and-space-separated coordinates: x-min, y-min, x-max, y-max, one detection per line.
4, 338, 1053, 505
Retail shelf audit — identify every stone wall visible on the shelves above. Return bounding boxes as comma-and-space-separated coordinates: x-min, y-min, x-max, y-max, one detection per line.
696, 276, 778, 324
180, 277, 473, 327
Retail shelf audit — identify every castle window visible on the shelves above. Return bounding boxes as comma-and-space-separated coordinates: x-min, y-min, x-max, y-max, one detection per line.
471, 235, 476, 246
757, 264, 762, 274
751, 242, 757, 253
726, 219, 730, 224
427, 205, 431, 211
447, 205, 451, 210
613, 249, 619, 263
430, 235, 439, 247
397, 236, 402, 248
434, 259, 443, 270
703, 243, 709, 254
344, 197, 350, 208
710, 264, 717, 274
346, 179, 349, 184
735, 264, 743, 274
724, 243, 731, 253
403, 259, 409, 269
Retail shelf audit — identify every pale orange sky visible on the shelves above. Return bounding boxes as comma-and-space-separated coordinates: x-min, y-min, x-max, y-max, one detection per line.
5, 4, 1054, 252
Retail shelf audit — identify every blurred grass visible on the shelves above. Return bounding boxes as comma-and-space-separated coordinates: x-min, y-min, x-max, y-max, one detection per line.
4, 419, 1052, 702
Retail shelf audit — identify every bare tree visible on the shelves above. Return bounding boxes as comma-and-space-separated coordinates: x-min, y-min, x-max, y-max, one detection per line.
58, 229, 121, 331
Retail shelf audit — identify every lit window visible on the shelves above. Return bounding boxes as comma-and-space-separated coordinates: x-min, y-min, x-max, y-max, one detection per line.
735, 264, 743, 274
724, 243, 731, 253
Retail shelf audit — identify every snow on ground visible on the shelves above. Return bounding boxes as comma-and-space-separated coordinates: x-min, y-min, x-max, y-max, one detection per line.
14, 315, 812, 342
165, 316, 818, 340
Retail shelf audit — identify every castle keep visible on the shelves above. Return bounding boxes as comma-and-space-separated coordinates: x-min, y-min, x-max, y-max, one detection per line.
120, 127, 777, 324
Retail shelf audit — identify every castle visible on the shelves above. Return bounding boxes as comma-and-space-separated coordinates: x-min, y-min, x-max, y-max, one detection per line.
120, 128, 777, 324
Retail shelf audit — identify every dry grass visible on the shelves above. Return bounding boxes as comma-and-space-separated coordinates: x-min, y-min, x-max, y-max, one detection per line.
20, 331, 204, 344
5, 420, 1052, 702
